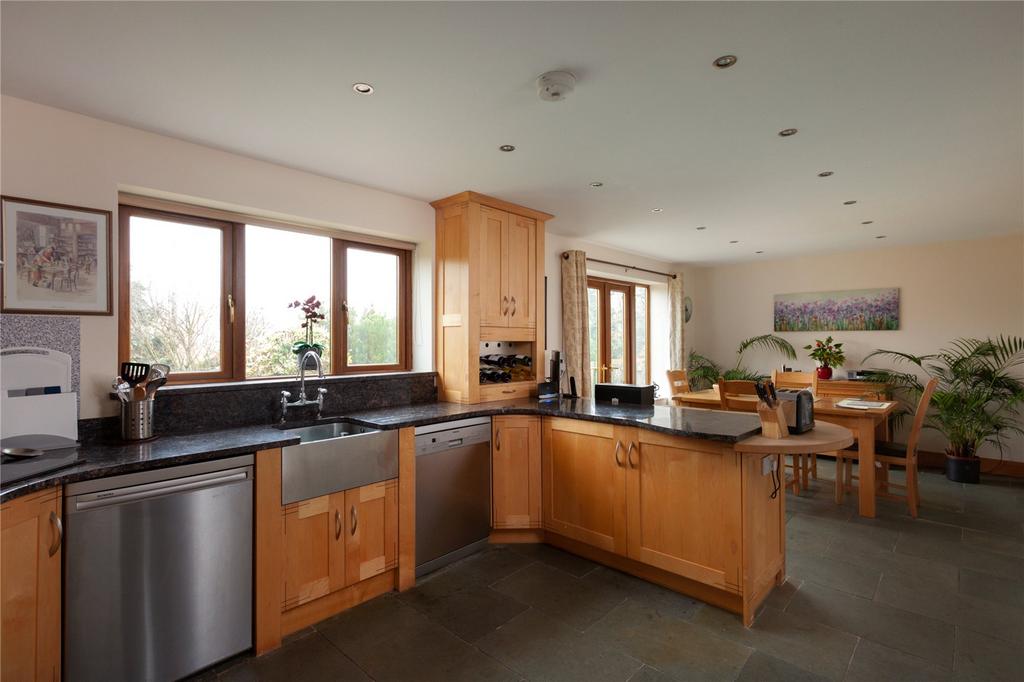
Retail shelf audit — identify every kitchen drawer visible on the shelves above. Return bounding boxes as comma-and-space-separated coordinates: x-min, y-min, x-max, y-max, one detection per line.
479, 381, 533, 402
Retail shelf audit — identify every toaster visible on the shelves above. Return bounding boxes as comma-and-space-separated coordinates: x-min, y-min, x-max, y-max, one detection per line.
775, 388, 815, 434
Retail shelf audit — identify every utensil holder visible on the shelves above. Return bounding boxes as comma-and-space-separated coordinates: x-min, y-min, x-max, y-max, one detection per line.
757, 401, 792, 440
121, 399, 155, 441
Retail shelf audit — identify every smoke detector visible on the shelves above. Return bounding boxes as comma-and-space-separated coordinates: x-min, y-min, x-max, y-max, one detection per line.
536, 71, 576, 102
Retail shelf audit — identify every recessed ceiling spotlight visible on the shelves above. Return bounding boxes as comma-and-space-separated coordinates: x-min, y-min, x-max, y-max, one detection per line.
729, 240, 739, 244
861, 220, 874, 225
352, 82, 374, 94
778, 128, 799, 137
843, 200, 857, 205
755, 250, 764, 254
713, 55, 738, 69
498, 144, 516, 152
696, 226, 707, 231
589, 181, 604, 188
651, 208, 663, 213
818, 171, 834, 177
875, 235, 887, 239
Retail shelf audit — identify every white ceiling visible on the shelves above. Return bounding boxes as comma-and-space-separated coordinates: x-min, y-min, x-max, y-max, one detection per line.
2, 1, 1022, 264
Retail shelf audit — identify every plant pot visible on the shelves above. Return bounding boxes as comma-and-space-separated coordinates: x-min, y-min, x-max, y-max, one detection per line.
945, 455, 980, 484
816, 366, 833, 380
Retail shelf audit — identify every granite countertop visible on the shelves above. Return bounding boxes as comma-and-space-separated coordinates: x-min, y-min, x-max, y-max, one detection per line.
1, 399, 761, 503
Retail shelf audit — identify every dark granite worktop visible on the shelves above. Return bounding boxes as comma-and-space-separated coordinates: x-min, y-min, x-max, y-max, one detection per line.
344, 398, 763, 443
1, 399, 760, 503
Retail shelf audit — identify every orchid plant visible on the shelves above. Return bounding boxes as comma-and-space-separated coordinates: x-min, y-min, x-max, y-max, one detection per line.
289, 295, 326, 357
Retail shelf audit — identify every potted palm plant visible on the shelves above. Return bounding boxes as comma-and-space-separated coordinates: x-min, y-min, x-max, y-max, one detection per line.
804, 336, 846, 380
687, 334, 797, 390
864, 336, 1024, 483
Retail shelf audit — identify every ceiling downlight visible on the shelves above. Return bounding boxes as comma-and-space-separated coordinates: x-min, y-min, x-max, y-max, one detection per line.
778, 128, 798, 137
713, 55, 738, 69
352, 82, 374, 94
498, 144, 516, 152
818, 171, 834, 177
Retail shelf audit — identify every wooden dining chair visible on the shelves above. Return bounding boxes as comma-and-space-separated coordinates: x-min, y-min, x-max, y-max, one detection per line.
718, 378, 805, 494
771, 369, 821, 480
834, 377, 938, 518
666, 369, 691, 405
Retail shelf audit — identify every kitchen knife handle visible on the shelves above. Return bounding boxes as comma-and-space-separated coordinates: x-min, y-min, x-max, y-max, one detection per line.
48, 511, 63, 557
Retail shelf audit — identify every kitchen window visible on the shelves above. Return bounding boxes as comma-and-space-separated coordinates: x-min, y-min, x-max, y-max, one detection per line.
587, 276, 651, 385
118, 203, 412, 382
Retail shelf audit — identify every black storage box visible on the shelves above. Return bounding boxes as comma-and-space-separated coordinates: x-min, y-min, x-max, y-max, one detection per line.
594, 383, 656, 406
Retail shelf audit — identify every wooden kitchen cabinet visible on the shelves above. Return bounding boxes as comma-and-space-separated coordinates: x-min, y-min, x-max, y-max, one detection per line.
541, 417, 628, 554
1, 486, 62, 682
431, 191, 551, 403
343, 480, 398, 585
492, 416, 542, 529
281, 479, 397, 611
627, 429, 743, 592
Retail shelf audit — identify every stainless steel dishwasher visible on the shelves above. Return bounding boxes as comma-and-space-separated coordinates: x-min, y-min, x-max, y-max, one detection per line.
64, 455, 253, 681
415, 417, 491, 576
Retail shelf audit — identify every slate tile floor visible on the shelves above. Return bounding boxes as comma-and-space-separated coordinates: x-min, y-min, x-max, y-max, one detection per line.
202, 462, 1023, 681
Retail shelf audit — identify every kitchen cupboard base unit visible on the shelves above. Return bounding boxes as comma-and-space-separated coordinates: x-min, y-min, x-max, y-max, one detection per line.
1, 486, 62, 682
281, 570, 396, 636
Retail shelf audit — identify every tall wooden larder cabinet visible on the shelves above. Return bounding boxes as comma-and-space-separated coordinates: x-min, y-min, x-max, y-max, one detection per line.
431, 192, 551, 404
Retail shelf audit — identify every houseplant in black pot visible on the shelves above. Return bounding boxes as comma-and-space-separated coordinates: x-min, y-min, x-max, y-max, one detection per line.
864, 336, 1024, 483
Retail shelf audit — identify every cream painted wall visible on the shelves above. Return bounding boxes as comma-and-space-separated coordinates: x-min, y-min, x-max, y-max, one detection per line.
1, 95, 436, 418
693, 234, 1024, 460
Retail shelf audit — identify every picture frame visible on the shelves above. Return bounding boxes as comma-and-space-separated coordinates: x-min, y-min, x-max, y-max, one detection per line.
1, 195, 113, 315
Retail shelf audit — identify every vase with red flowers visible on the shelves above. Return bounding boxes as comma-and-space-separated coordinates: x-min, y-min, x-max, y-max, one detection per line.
804, 336, 845, 380
289, 295, 326, 365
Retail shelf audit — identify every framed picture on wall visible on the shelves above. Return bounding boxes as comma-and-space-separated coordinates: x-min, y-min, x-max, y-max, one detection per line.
1, 196, 113, 315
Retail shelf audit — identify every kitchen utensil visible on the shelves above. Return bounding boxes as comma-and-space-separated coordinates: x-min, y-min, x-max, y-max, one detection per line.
112, 377, 130, 403
132, 385, 147, 401
121, 399, 155, 440
120, 362, 150, 386
145, 363, 170, 384
767, 381, 778, 406
145, 376, 167, 400
754, 381, 769, 404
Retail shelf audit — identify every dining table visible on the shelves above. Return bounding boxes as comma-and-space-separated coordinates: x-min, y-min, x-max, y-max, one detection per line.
671, 388, 898, 518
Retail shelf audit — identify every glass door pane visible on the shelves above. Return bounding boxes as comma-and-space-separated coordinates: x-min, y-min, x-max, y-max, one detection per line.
129, 215, 223, 373
588, 286, 601, 387
609, 288, 628, 384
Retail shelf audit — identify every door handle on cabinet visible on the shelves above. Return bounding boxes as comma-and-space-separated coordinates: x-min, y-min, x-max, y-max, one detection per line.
351, 505, 358, 536
627, 442, 638, 469
335, 509, 342, 540
48, 511, 62, 557
511, 297, 517, 316
502, 296, 509, 315
495, 429, 501, 450
614, 440, 624, 467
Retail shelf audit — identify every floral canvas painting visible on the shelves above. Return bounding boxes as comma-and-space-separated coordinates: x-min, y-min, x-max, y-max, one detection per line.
774, 288, 899, 332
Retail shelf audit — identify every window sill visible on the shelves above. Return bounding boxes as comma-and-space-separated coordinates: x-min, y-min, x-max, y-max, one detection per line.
109, 370, 436, 400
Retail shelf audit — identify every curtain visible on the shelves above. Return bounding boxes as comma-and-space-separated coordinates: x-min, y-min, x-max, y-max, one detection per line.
669, 271, 685, 370
560, 250, 592, 397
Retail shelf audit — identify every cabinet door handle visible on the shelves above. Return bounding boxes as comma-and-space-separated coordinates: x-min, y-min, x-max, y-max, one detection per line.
335, 509, 342, 540
48, 511, 63, 557
502, 296, 509, 315
351, 505, 358, 536
627, 442, 638, 469
614, 440, 624, 467
511, 296, 517, 317
495, 429, 501, 451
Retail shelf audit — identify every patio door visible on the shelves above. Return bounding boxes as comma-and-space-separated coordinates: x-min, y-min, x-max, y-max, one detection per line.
587, 277, 649, 386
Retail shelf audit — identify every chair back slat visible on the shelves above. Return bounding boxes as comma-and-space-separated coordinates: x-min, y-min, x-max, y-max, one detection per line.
718, 378, 758, 412
666, 369, 690, 397
771, 369, 818, 394
905, 377, 939, 462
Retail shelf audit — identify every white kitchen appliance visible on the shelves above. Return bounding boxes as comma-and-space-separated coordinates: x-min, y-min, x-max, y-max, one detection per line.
1, 347, 81, 484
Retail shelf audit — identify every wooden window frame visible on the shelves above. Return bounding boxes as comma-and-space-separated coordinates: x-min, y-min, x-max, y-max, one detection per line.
587, 276, 650, 385
332, 240, 413, 374
118, 204, 412, 384
118, 205, 243, 384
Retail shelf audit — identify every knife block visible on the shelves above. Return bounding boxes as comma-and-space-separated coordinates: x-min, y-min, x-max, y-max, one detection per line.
757, 401, 792, 439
